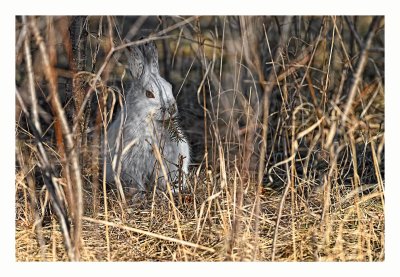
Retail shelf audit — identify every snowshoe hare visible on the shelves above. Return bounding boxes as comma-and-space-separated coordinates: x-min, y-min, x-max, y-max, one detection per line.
103, 40, 190, 194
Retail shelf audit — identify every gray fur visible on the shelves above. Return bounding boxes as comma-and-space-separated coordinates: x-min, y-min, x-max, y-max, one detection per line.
103, 41, 190, 193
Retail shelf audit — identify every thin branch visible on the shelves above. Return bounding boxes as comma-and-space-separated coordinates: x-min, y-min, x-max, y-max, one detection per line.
344, 16, 363, 50
16, 88, 75, 261
257, 16, 292, 261
341, 16, 382, 124
22, 16, 41, 134
29, 16, 84, 260
123, 16, 148, 41
83, 216, 215, 253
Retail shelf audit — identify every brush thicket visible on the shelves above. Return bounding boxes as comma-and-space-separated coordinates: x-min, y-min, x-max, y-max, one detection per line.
15, 15, 384, 261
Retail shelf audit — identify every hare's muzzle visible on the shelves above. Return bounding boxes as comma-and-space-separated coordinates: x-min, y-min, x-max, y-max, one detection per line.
167, 103, 178, 118
160, 103, 178, 119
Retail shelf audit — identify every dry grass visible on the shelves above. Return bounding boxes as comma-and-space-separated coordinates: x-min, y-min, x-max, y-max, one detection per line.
16, 176, 384, 261
15, 16, 384, 261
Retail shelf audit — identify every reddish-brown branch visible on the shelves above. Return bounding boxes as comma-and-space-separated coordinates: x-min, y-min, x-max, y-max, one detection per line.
29, 16, 83, 261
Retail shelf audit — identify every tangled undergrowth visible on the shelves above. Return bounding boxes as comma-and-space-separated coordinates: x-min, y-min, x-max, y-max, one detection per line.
15, 15, 384, 261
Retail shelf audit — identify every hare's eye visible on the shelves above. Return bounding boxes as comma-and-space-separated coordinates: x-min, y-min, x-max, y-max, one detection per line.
145, 90, 155, 98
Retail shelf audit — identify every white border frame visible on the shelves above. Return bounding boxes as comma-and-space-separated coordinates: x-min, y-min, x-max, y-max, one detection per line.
2, 1, 398, 275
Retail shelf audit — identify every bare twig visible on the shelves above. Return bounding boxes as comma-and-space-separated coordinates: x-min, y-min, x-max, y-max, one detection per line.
22, 16, 41, 135
344, 16, 363, 50
16, 88, 75, 261
102, 116, 111, 261
341, 16, 382, 124
123, 16, 148, 41
258, 16, 292, 261
29, 16, 83, 260
110, 91, 128, 206
83, 216, 215, 253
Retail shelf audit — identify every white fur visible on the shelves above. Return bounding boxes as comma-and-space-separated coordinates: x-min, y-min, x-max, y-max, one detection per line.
103, 41, 190, 193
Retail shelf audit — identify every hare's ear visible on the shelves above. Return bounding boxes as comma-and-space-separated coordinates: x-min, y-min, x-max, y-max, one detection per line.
141, 41, 159, 74
125, 44, 145, 80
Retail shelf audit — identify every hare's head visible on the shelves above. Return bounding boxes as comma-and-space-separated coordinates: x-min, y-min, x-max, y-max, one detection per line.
125, 41, 177, 121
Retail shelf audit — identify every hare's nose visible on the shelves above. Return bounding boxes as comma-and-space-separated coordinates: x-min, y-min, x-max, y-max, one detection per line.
168, 103, 177, 116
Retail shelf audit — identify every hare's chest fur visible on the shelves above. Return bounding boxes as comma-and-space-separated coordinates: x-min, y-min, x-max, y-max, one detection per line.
107, 113, 190, 192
